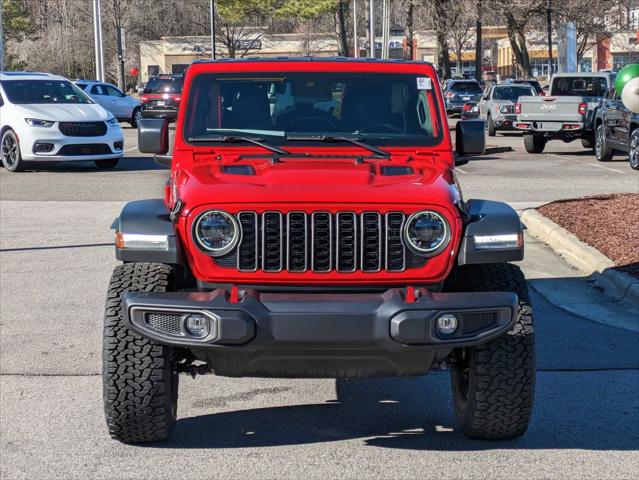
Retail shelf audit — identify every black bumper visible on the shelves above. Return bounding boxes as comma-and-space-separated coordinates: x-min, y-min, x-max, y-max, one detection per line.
141, 108, 178, 121
123, 288, 517, 378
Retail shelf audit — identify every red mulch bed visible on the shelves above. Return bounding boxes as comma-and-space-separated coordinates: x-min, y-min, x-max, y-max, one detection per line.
537, 194, 639, 279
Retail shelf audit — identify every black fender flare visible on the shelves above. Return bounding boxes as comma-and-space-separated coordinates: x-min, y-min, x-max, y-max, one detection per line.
458, 199, 524, 266
113, 199, 182, 264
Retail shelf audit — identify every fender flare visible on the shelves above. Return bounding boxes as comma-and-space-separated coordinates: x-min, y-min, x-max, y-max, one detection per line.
458, 199, 524, 266
113, 199, 182, 264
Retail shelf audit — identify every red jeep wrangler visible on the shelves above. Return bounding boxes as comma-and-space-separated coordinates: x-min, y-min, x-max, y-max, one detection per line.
104, 58, 534, 443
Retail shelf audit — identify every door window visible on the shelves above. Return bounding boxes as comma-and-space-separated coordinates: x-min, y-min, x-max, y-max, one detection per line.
91, 85, 106, 95
105, 85, 124, 97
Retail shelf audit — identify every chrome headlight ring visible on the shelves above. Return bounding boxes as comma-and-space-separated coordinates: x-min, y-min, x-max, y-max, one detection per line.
192, 210, 241, 256
403, 210, 450, 257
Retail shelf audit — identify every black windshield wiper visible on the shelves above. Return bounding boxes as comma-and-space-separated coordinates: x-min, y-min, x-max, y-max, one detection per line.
188, 135, 290, 155
286, 135, 390, 158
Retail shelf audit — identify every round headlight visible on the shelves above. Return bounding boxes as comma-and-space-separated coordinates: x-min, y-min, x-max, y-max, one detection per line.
404, 211, 449, 255
193, 210, 240, 256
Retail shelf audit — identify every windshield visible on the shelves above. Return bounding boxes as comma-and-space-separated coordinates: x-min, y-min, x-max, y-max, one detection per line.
552, 76, 608, 97
493, 86, 535, 101
0, 79, 93, 104
183, 72, 444, 146
450, 82, 482, 93
144, 77, 182, 94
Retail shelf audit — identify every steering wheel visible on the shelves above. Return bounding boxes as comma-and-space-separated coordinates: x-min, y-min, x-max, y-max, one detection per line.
357, 123, 403, 134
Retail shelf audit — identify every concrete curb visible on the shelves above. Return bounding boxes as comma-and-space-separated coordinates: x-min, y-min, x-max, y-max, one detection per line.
521, 209, 639, 304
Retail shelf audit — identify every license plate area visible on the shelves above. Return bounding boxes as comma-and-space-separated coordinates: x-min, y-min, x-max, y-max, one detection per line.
535, 122, 562, 131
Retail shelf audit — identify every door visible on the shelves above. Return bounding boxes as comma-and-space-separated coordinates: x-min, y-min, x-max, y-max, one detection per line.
104, 85, 129, 118
479, 86, 492, 118
89, 84, 114, 115
606, 89, 626, 146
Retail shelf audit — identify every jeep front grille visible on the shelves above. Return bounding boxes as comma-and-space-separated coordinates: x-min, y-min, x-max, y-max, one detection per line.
226, 211, 426, 273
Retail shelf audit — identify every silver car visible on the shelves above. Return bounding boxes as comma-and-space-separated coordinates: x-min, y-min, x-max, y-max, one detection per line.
479, 83, 536, 136
74, 80, 142, 128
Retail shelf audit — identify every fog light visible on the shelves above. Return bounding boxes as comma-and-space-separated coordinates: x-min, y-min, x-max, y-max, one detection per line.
184, 314, 209, 337
436, 314, 458, 335
34, 142, 54, 153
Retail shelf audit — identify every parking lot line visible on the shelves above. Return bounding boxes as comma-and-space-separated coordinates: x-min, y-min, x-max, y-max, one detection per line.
549, 153, 626, 174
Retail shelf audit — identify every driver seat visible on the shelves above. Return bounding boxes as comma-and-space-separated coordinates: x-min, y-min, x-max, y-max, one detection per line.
341, 84, 391, 133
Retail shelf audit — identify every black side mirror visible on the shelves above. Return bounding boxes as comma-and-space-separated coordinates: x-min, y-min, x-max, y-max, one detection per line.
138, 118, 169, 155
456, 119, 485, 162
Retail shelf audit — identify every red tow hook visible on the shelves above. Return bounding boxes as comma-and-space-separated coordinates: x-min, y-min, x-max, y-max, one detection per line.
405, 286, 417, 304
228, 285, 240, 303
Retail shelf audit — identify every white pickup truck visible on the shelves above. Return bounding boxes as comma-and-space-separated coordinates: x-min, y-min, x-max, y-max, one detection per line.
514, 72, 615, 153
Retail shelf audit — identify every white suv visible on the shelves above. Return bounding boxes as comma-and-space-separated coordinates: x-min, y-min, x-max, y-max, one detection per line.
0, 72, 124, 172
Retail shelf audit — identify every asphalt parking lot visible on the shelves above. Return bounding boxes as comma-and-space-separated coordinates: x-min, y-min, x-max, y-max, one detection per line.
1, 125, 638, 479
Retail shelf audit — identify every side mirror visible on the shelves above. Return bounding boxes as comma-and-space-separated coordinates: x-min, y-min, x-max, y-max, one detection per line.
482, 96, 489, 101
456, 119, 485, 161
138, 118, 169, 155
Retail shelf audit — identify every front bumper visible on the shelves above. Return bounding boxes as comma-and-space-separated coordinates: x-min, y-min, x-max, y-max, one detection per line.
493, 114, 517, 129
123, 287, 518, 378
20, 128, 124, 162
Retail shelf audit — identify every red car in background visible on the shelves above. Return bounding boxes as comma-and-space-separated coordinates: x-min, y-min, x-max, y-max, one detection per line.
140, 74, 183, 121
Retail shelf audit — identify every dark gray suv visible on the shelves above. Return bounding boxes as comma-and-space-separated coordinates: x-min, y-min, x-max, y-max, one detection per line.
443, 80, 483, 115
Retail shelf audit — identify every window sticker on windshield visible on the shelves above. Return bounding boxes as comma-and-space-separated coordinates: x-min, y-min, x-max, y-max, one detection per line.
417, 77, 432, 90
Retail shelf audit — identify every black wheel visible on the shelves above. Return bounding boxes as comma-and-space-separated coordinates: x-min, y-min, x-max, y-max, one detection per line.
487, 115, 497, 137
523, 134, 546, 153
581, 137, 595, 149
629, 129, 639, 170
451, 263, 535, 440
130, 107, 142, 128
103, 262, 178, 443
95, 158, 120, 168
1, 129, 26, 172
595, 123, 614, 161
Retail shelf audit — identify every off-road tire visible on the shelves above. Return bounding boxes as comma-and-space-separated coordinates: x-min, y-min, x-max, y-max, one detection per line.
487, 115, 497, 137
95, 158, 120, 168
102, 262, 178, 443
629, 129, 639, 170
595, 123, 614, 162
451, 263, 535, 440
523, 134, 546, 153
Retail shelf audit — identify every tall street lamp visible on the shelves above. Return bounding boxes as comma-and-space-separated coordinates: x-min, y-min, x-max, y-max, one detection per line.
210, 0, 217, 59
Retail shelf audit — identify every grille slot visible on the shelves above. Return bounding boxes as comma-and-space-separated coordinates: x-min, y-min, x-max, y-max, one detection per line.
145, 312, 183, 335
385, 213, 405, 272
237, 212, 258, 271
336, 212, 357, 272
261, 212, 283, 272
287, 212, 308, 272
361, 212, 382, 272
59, 121, 107, 137
231, 211, 425, 273
311, 212, 333, 272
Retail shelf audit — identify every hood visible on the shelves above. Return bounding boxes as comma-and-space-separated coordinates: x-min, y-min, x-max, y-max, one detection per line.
15, 103, 111, 122
178, 158, 460, 214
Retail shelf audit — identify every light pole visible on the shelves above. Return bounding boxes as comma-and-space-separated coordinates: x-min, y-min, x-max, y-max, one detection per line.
353, 0, 358, 58
93, 0, 105, 81
0, 1, 4, 71
210, 0, 216, 59
368, 0, 375, 58
547, 0, 553, 77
